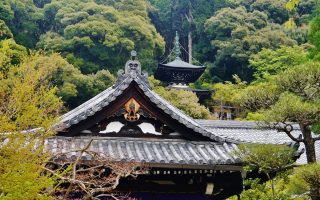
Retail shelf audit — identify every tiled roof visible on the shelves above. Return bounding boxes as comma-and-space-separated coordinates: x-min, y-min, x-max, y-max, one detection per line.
56, 73, 238, 143
50, 119, 318, 166
196, 120, 320, 165
196, 119, 301, 130
161, 59, 205, 69
46, 137, 241, 166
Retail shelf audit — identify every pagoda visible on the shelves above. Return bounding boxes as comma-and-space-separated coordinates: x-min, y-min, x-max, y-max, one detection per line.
154, 32, 210, 102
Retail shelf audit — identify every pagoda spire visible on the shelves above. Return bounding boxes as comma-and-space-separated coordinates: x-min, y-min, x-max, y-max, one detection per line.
173, 31, 181, 60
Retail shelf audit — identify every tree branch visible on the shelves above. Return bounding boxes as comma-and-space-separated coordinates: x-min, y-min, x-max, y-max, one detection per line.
270, 122, 304, 143
313, 136, 320, 141
44, 139, 145, 199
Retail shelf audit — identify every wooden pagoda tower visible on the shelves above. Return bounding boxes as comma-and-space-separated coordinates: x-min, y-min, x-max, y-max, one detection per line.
154, 32, 211, 103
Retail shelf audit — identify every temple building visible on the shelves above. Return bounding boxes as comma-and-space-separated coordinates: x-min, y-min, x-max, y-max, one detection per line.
154, 32, 211, 103
49, 51, 309, 199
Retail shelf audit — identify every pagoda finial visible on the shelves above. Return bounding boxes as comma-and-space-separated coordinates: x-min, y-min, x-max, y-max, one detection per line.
173, 31, 181, 60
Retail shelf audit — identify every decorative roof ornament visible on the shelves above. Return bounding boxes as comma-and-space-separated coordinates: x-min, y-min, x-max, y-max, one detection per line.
113, 50, 151, 89
125, 50, 141, 76
124, 98, 141, 122
173, 31, 181, 60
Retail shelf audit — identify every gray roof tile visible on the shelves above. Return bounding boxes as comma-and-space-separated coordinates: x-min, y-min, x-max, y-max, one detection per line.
47, 137, 240, 166
161, 59, 205, 69
196, 120, 320, 165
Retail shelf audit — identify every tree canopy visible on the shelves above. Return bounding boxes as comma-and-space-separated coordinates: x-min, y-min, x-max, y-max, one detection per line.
0, 0, 320, 199
204, 6, 297, 82
0, 53, 63, 199
240, 61, 320, 163
249, 45, 308, 80
37, 0, 164, 74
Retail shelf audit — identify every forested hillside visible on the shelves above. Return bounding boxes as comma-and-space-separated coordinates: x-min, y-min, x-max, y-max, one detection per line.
0, 0, 318, 109
1, 1, 320, 199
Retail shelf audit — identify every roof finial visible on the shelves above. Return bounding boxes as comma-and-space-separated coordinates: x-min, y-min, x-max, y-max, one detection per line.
131, 50, 137, 60
123, 50, 141, 76
173, 31, 181, 60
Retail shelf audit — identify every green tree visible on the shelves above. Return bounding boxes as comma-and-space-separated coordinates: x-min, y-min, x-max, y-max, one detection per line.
241, 62, 320, 164
238, 0, 289, 24
0, 54, 63, 199
289, 163, 320, 199
0, 20, 12, 40
309, 15, 320, 60
30, 53, 115, 108
204, 7, 297, 82
148, 0, 223, 59
0, 0, 43, 48
212, 75, 246, 112
38, 0, 165, 74
234, 144, 296, 199
229, 177, 300, 200
249, 45, 308, 80
237, 0, 317, 26
0, 41, 115, 109
235, 144, 295, 174
0, 39, 27, 75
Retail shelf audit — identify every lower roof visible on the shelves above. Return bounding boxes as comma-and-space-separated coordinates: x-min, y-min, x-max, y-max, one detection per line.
196, 120, 320, 165
46, 136, 241, 168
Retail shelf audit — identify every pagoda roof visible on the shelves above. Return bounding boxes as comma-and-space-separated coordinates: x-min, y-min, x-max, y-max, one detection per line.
160, 58, 205, 69
154, 59, 206, 84
154, 31, 205, 84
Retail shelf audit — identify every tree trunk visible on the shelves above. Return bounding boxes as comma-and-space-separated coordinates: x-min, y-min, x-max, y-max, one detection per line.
311, 189, 320, 200
300, 124, 319, 200
300, 124, 316, 163
188, 31, 192, 64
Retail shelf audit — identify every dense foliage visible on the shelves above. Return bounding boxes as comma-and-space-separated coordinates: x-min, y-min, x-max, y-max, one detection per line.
0, 0, 317, 109
0, 0, 165, 108
205, 6, 297, 82
249, 45, 308, 80
0, 39, 115, 108
149, 0, 316, 83
0, 0, 320, 198
289, 163, 320, 198
0, 53, 63, 199
240, 61, 320, 162
229, 143, 320, 200
37, 0, 164, 74
232, 144, 297, 200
